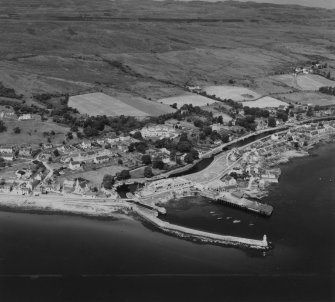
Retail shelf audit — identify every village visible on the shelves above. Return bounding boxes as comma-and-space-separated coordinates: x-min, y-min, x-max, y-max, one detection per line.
0, 95, 334, 207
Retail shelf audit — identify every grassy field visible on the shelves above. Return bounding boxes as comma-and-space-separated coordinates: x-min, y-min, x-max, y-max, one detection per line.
203, 86, 261, 102
69, 92, 175, 117
68, 166, 124, 186
0, 0, 334, 103
271, 74, 335, 91
157, 94, 216, 108
242, 96, 288, 108
276, 92, 335, 106
69, 93, 149, 117
0, 119, 69, 145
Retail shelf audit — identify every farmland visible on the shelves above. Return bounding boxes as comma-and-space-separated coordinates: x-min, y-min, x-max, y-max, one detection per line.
69, 92, 175, 117
203, 86, 261, 102
157, 94, 217, 108
276, 92, 335, 106
242, 96, 288, 108
271, 74, 335, 91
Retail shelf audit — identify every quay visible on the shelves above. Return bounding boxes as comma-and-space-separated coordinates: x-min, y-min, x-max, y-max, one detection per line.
202, 191, 273, 216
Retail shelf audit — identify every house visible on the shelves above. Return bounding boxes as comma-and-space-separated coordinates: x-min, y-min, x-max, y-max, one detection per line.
223, 176, 237, 187
73, 179, 88, 195
140, 125, 178, 139
0, 184, 11, 193
43, 143, 53, 150
0, 146, 13, 154
81, 140, 92, 149
19, 147, 32, 157
18, 114, 33, 121
94, 155, 110, 164
69, 160, 81, 170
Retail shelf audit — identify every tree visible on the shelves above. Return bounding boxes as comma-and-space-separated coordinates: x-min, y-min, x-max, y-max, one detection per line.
118, 159, 123, 165
133, 131, 143, 140
66, 132, 73, 139
53, 149, 60, 157
184, 152, 194, 164
190, 149, 199, 160
170, 103, 177, 109
152, 159, 164, 170
102, 174, 115, 189
83, 126, 99, 137
0, 157, 6, 168
116, 169, 130, 180
0, 121, 7, 133
306, 108, 314, 117
70, 125, 78, 132
221, 133, 229, 143
177, 141, 192, 153
268, 117, 276, 128
144, 166, 153, 178
13, 126, 21, 134
142, 154, 152, 165
203, 126, 212, 136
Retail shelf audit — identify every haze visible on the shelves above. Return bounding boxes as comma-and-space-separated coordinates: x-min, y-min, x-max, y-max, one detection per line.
168, 0, 335, 9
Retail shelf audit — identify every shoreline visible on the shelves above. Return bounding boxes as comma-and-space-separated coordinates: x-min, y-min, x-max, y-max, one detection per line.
0, 132, 334, 251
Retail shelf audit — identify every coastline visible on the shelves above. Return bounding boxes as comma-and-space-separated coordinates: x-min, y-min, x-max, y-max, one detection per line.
0, 132, 334, 251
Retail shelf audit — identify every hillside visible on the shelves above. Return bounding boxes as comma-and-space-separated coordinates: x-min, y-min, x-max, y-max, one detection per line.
0, 0, 334, 102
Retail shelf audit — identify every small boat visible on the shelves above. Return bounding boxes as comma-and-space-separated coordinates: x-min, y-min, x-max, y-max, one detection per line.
233, 220, 241, 224
217, 217, 222, 220
210, 211, 215, 214
249, 223, 254, 226
226, 217, 232, 220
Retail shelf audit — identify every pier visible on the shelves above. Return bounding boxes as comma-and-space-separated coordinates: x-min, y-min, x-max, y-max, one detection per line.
200, 191, 273, 216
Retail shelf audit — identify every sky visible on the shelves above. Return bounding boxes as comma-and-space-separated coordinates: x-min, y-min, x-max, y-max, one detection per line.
172, 0, 335, 9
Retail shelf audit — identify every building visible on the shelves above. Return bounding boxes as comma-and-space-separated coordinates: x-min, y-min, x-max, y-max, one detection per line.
81, 141, 92, 149
69, 160, 81, 170
0, 146, 13, 154
140, 177, 193, 196
18, 114, 33, 121
140, 125, 178, 139
94, 155, 110, 164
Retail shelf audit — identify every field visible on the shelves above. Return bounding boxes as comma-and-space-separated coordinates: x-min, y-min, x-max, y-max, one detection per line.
203, 86, 261, 102
276, 92, 335, 106
68, 166, 124, 186
69, 92, 175, 117
242, 96, 288, 108
0, 0, 334, 104
0, 119, 69, 145
271, 74, 335, 91
157, 94, 216, 108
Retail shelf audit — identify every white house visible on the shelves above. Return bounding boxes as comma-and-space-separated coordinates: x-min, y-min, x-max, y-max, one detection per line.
18, 114, 33, 121
0, 146, 13, 154
94, 155, 110, 164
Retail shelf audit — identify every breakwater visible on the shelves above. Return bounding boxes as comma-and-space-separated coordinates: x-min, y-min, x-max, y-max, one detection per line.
135, 206, 269, 250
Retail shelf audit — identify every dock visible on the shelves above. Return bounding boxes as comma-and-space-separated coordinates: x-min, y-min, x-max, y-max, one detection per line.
200, 191, 273, 216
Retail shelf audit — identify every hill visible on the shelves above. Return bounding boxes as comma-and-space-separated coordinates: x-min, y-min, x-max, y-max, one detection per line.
0, 0, 334, 103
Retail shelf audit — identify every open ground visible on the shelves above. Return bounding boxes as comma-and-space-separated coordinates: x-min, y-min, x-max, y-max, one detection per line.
69, 92, 175, 117
242, 96, 288, 108
270, 74, 335, 91
157, 94, 217, 108
203, 86, 261, 102
0, 0, 334, 104
276, 92, 335, 106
